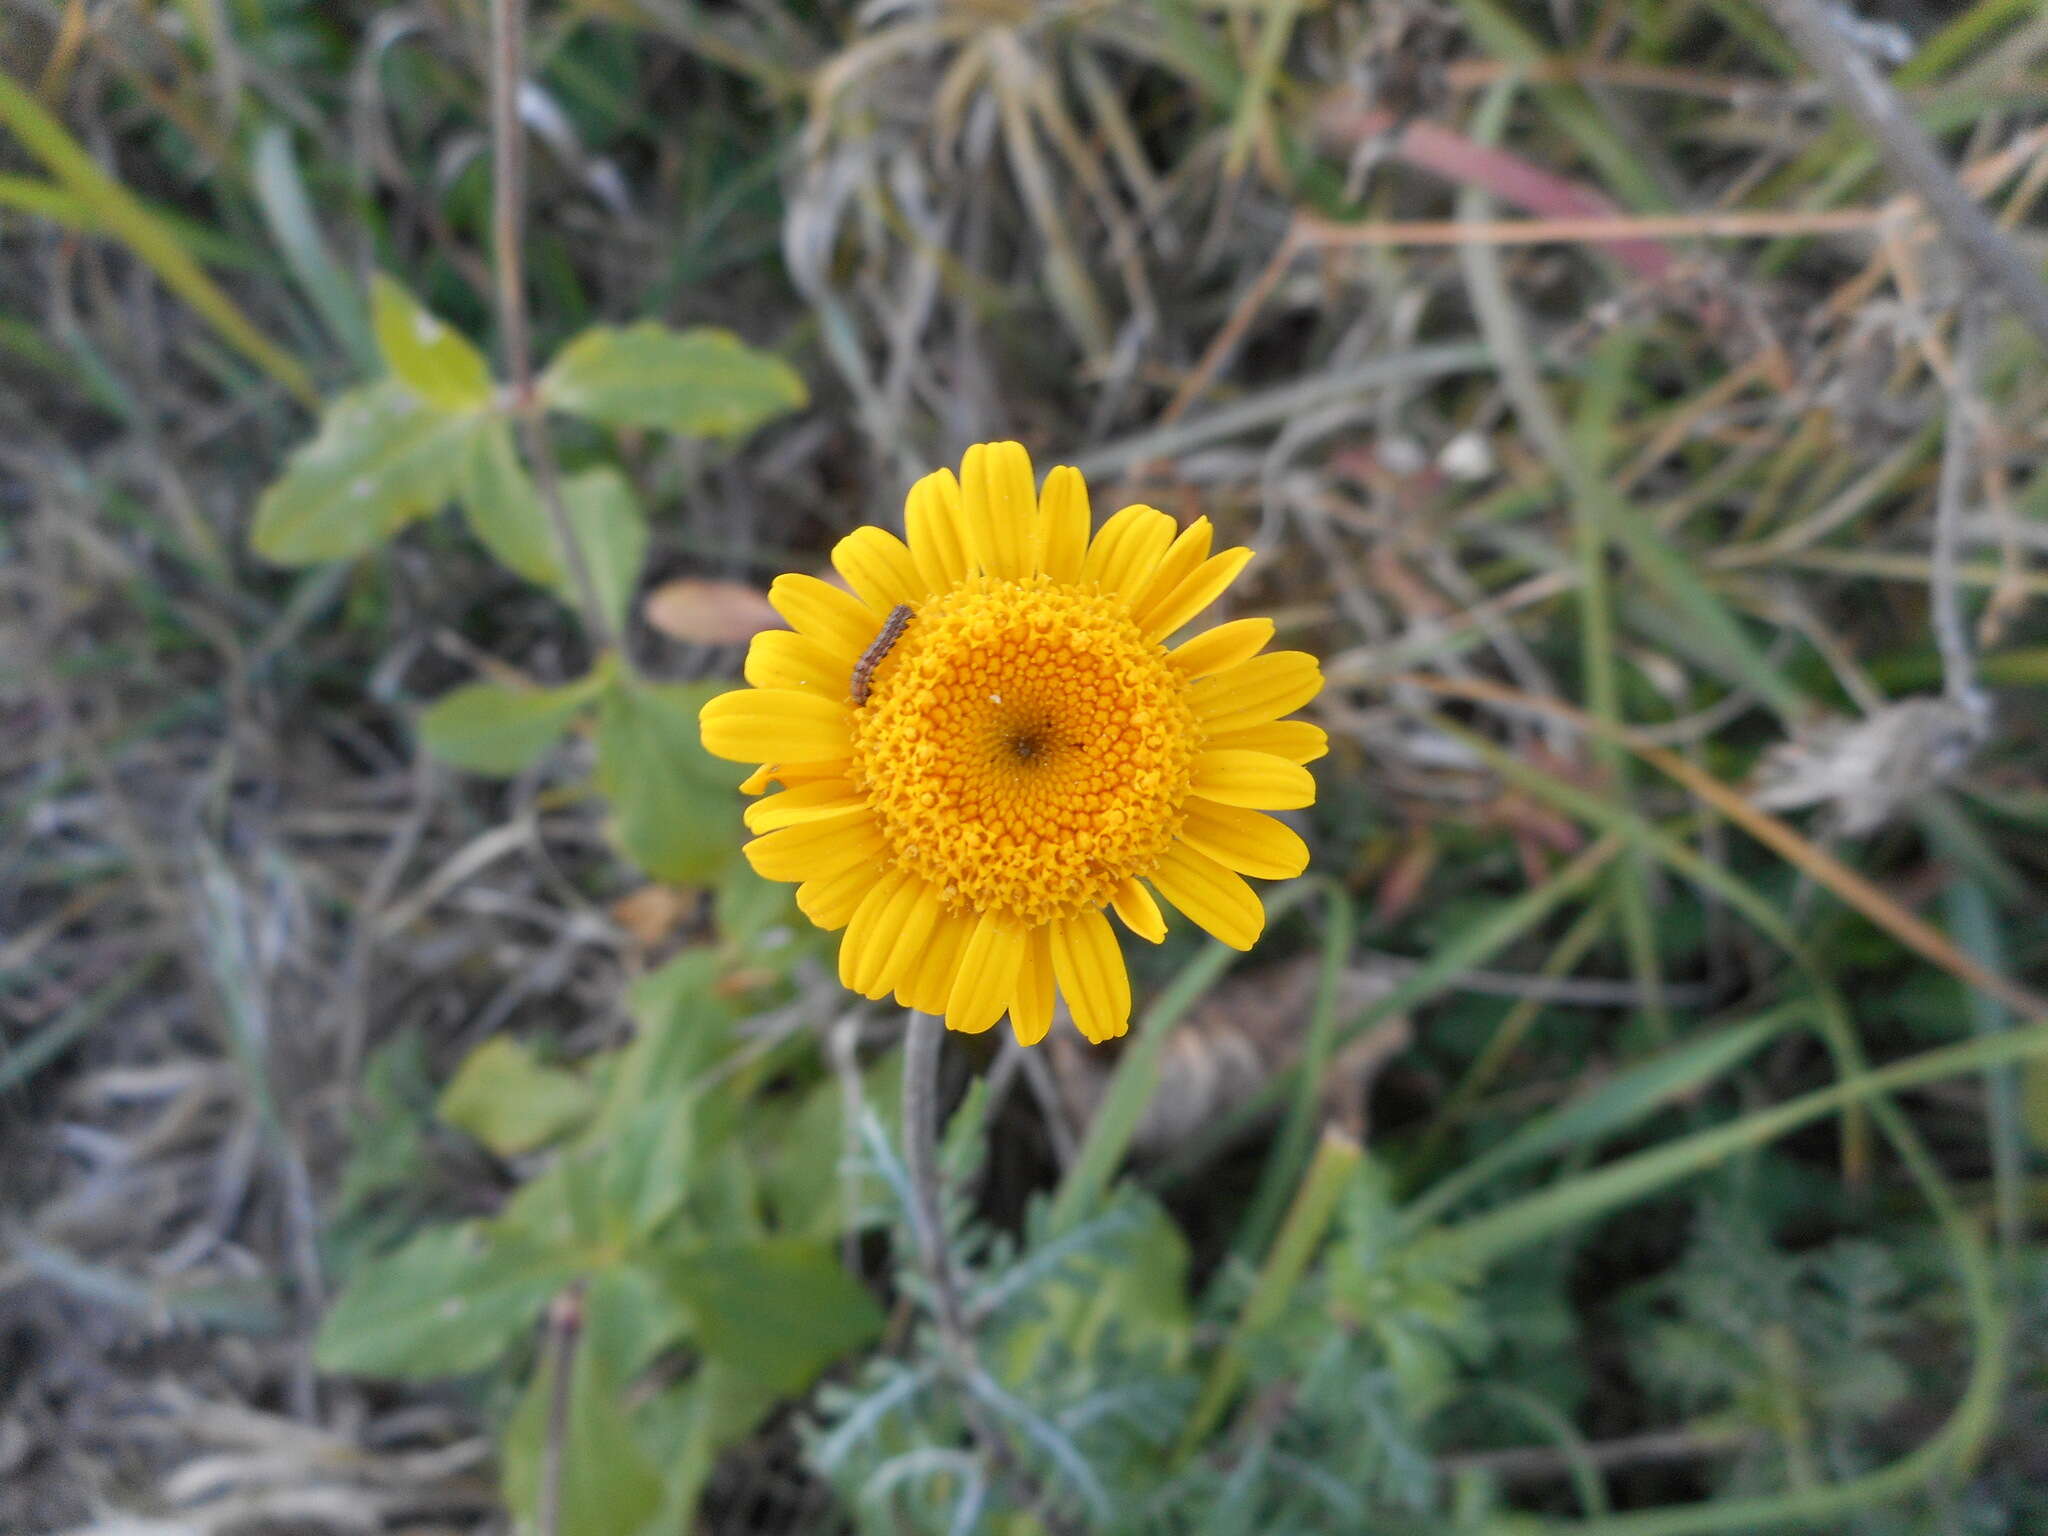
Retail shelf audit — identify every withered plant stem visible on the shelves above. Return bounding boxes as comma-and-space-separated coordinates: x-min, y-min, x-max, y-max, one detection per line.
1761, 0, 2048, 354
538, 1285, 583, 1536
487, 0, 626, 666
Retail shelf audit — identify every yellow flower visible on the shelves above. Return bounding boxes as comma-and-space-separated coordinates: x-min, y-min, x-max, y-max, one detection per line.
699, 442, 1324, 1045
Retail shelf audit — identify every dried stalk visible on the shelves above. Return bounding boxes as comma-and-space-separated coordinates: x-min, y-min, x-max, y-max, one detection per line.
488, 0, 626, 664
1760, 0, 2048, 353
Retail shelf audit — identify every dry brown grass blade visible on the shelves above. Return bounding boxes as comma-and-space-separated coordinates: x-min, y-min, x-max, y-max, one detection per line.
1292, 205, 1914, 247
1396, 673, 2048, 1021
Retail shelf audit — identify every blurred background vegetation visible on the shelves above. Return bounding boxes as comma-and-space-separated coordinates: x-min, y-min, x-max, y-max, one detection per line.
6, 0, 2048, 1532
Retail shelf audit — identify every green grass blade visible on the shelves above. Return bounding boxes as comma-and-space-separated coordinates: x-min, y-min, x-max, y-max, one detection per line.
0, 72, 318, 406
1048, 883, 1318, 1235
1151, 835, 1626, 1190
251, 125, 375, 377
1233, 878, 1352, 1262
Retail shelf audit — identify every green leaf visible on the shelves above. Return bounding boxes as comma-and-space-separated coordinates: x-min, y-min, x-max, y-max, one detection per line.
439, 1037, 597, 1157
600, 950, 740, 1130
370, 273, 494, 412
559, 467, 647, 637
661, 1237, 883, 1398
501, 1285, 664, 1536
599, 1092, 699, 1242
313, 1223, 571, 1378
540, 322, 805, 439
457, 415, 562, 587
594, 678, 744, 885
417, 674, 597, 777
715, 856, 797, 954
250, 381, 474, 564
753, 1049, 902, 1240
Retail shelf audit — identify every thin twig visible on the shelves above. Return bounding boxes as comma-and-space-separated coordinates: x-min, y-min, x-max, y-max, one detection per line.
1296, 204, 1914, 247
538, 1284, 584, 1536
1760, 0, 2048, 353
1439, 1425, 1761, 1484
487, 0, 626, 663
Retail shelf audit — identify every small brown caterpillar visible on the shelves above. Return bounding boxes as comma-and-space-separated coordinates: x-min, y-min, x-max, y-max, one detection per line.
850, 604, 913, 705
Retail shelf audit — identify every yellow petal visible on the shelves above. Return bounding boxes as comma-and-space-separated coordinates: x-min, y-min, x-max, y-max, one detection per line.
743, 758, 856, 797
1049, 909, 1131, 1044
744, 629, 849, 692
1141, 546, 1253, 643
743, 779, 867, 832
1190, 748, 1316, 810
1179, 801, 1309, 880
1169, 616, 1273, 678
1035, 465, 1091, 584
833, 526, 926, 611
959, 441, 1036, 579
1009, 926, 1056, 1046
1205, 718, 1328, 764
1192, 651, 1323, 736
876, 880, 945, 1002
1151, 842, 1265, 950
797, 863, 871, 931
905, 467, 969, 593
743, 813, 882, 884
768, 573, 873, 658
1110, 877, 1167, 944
946, 914, 1027, 1035
839, 866, 912, 997
699, 687, 852, 764
898, 907, 974, 1014
1082, 504, 1176, 600
841, 869, 936, 1000
1130, 517, 1212, 620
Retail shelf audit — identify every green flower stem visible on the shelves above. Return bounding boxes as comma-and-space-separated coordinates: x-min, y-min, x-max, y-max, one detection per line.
1174, 1126, 1362, 1463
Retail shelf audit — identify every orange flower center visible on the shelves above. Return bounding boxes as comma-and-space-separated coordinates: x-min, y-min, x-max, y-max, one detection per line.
848, 576, 1200, 928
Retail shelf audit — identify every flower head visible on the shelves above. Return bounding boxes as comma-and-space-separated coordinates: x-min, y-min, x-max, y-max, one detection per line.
699, 442, 1324, 1045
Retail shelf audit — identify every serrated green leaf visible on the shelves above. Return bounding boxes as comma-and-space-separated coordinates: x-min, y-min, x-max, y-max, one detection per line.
251, 381, 474, 564
661, 1237, 883, 1398
313, 1223, 571, 1378
371, 273, 493, 412
458, 415, 562, 587
594, 678, 744, 885
540, 322, 805, 440
438, 1036, 597, 1157
559, 467, 646, 637
501, 1282, 664, 1536
417, 674, 596, 777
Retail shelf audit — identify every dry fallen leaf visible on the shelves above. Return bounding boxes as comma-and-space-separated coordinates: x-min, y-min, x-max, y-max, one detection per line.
643, 578, 782, 644
610, 883, 695, 947
1050, 956, 1409, 1159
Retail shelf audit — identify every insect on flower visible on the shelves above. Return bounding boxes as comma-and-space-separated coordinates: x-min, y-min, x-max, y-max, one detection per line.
699, 442, 1325, 1047
850, 604, 913, 706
